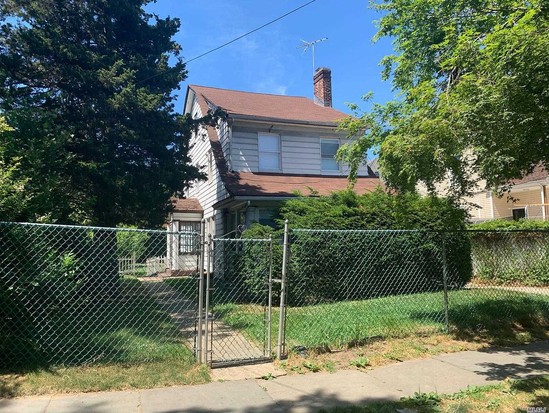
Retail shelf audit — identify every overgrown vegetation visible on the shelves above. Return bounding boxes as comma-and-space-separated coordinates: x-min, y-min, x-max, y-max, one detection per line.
236, 190, 472, 304
0, 224, 190, 371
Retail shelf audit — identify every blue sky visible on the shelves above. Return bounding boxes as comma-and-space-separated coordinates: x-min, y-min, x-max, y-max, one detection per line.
147, 0, 395, 115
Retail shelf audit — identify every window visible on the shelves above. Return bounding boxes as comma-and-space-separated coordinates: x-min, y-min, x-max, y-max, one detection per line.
258, 133, 281, 171
179, 221, 200, 253
321, 139, 339, 171
512, 208, 526, 221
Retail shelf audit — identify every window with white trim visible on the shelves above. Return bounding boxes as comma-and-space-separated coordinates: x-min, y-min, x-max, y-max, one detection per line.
258, 133, 281, 171
179, 221, 200, 253
321, 139, 340, 171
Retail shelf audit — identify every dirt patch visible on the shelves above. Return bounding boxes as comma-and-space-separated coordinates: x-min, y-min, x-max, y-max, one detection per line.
276, 334, 492, 375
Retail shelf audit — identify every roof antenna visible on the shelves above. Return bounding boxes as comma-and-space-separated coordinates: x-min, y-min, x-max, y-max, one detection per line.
299, 37, 328, 75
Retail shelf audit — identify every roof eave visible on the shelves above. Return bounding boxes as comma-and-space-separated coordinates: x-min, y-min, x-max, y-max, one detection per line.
228, 113, 342, 128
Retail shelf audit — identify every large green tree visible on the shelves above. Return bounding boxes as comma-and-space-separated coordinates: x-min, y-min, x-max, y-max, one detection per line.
0, 0, 212, 226
339, 0, 549, 198
0, 116, 27, 220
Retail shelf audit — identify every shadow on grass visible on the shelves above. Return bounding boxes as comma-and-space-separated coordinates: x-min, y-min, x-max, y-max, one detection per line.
1, 277, 195, 374
410, 292, 549, 345
511, 375, 549, 413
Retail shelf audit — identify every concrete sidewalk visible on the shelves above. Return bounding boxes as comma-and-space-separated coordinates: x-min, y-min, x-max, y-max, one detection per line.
1, 341, 547, 413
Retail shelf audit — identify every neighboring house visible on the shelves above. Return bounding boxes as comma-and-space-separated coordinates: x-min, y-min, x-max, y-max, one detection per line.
467, 165, 549, 222
167, 68, 381, 270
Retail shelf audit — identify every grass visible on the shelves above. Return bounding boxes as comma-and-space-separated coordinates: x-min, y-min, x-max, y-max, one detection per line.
213, 288, 549, 350
0, 359, 209, 398
320, 375, 549, 412
0, 277, 208, 397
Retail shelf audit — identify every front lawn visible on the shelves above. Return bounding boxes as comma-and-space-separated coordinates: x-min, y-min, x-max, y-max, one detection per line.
213, 289, 549, 350
0, 277, 208, 397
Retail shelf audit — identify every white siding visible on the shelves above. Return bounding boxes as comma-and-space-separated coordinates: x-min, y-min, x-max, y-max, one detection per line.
230, 122, 371, 176
230, 129, 258, 172
185, 96, 229, 236
282, 136, 320, 174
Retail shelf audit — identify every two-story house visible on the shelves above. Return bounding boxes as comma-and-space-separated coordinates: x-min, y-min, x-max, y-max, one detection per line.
467, 165, 549, 222
167, 68, 381, 270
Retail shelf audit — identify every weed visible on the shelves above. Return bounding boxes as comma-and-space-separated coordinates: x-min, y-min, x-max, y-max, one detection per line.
302, 361, 321, 372
349, 356, 370, 369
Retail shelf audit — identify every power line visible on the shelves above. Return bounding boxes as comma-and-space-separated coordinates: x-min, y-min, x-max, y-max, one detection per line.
136, 0, 317, 85
186, 0, 317, 64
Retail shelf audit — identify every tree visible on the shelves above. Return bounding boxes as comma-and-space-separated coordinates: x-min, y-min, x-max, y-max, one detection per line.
0, 116, 27, 220
339, 0, 549, 199
0, 0, 216, 227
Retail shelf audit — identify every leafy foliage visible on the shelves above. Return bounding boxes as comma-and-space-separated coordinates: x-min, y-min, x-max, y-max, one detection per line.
0, 116, 27, 220
339, 0, 549, 198
237, 190, 471, 304
471, 218, 549, 230
0, 0, 219, 226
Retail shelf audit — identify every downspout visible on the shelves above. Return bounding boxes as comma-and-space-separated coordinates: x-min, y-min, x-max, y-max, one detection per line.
489, 191, 495, 219
541, 184, 546, 220
227, 117, 233, 171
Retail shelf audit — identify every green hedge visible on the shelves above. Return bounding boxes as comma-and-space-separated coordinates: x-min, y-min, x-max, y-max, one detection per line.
236, 189, 472, 305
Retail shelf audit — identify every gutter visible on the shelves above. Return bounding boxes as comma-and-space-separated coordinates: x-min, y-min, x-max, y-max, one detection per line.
229, 114, 343, 128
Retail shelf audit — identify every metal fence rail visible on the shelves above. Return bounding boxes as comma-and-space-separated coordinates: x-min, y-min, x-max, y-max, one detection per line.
0, 222, 200, 369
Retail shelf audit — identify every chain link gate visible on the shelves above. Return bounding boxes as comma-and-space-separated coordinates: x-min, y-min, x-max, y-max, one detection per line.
196, 235, 275, 367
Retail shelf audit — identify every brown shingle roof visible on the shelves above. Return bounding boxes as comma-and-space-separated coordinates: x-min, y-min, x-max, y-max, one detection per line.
171, 198, 203, 213
189, 85, 348, 125
222, 172, 381, 197
510, 165, 548, 186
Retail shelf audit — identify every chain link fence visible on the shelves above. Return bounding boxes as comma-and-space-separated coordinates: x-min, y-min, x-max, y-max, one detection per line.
2, 221, 549, 371
280, 228, 549, 353
0, 222, 200, 370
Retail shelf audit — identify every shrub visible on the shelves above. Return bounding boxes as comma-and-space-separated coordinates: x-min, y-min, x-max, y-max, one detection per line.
230, 190, 471, 305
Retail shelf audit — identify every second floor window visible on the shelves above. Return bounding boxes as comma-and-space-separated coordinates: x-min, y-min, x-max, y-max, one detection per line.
321, 139, 340, 171
258, 133, 281, 171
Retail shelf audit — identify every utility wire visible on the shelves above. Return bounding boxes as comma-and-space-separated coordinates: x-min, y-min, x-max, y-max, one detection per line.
136, 0, 317, 85
185, 0, 316, 64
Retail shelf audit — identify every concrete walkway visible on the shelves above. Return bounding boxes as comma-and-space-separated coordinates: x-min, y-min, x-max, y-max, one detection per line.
1, 341, 547, 413
141, 277, 266, 365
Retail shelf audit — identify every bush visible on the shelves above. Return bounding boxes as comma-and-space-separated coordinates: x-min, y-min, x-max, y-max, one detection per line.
212, 228, 277, 304
231, 190, 471, 305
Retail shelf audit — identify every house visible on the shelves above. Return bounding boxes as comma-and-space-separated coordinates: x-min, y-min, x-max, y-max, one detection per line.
167, 68, 381, 269
467, 165, 549, 222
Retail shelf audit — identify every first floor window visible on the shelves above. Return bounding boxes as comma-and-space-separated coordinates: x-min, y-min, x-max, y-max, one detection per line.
179, 221, 200, 253
258, 133, 281, 171
321, 139, 339, 171
512, 208, 526, 221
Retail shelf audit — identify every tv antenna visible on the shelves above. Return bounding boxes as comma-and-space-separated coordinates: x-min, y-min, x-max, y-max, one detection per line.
299, 37, 328, 74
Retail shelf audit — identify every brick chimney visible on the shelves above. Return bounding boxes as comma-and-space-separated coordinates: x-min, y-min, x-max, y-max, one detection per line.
313, 67, 332, 107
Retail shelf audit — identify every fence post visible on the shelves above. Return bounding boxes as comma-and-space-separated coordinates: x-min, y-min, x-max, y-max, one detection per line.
267, 234, 273, 357
277, 219, 289, 359
197, 219, 206, 363
204, 233, 212, 366
441, 232, 450, 334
